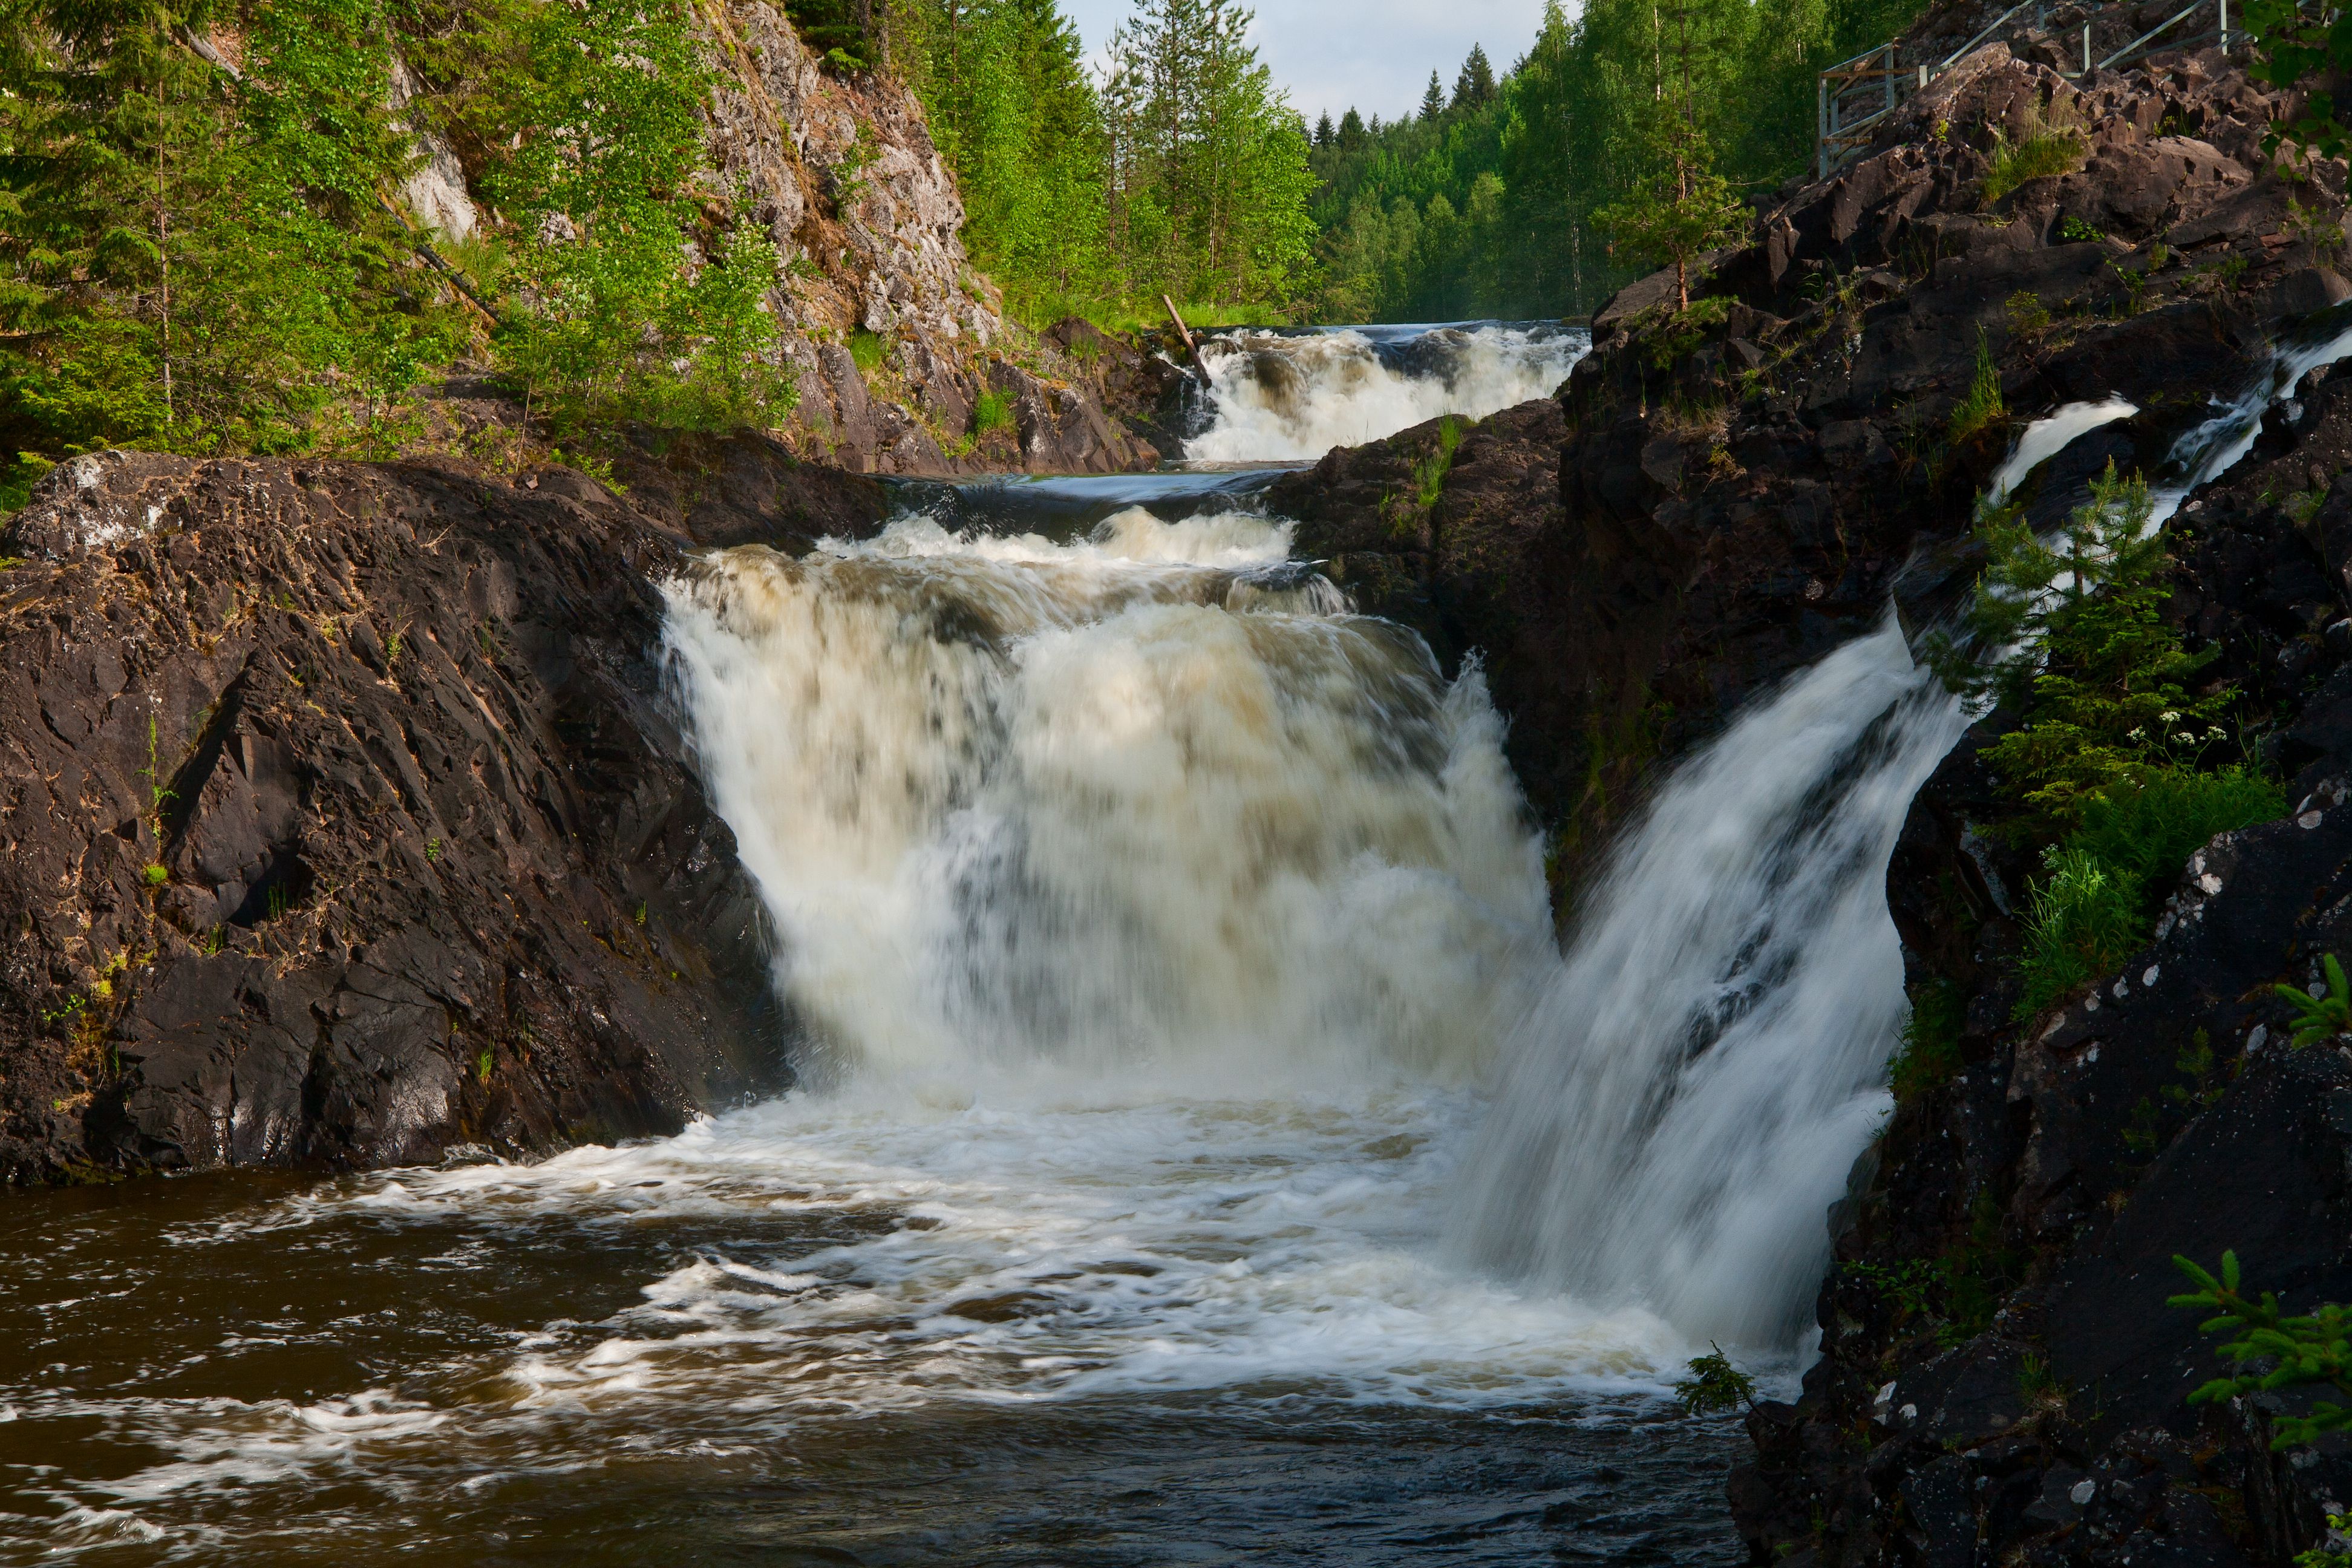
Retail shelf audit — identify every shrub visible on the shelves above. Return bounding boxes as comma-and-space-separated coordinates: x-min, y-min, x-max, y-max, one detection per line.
1982, 101, 2088, 204
1932, 465, 2234, 833
973, 388, 1014, 435
2011, 770, 2279, 1019
2016, 845, 2146, 1019
2071, 767, 2285, 889
1672, 1346, 1756, 1415
2174, 1251, 2352, 1448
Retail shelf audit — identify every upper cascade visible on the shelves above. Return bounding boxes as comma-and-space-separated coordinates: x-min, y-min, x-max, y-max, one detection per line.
1184, 324, 1590, 465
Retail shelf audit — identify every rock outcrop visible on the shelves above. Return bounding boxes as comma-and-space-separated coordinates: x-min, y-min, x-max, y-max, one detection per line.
376, 2, 1166, 476
694, 4, 1173, 474
0, 446, 883, 1184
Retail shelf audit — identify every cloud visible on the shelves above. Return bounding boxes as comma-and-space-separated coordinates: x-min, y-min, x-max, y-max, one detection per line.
1057, 0, 1550, 128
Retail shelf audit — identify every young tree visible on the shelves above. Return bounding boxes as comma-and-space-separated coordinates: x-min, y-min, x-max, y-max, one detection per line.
1928, 463, 2233, 830
1593, 0, 1750, 311
1595, 119, 1746, 310
1420, 70, 1446, 123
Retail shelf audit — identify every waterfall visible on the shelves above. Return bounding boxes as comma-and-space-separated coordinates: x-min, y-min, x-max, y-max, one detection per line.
660, 508, 1556, 1093
1185, 323, 1589, 463
1455, 629, 1968, 1345
1456, 310, 2352, 1348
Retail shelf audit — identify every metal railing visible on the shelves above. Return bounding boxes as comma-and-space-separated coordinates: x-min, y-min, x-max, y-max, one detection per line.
1816, 0, 2232, 179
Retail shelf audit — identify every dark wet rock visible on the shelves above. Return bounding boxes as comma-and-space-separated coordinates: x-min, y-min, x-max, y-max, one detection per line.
0, 450, 802, 1184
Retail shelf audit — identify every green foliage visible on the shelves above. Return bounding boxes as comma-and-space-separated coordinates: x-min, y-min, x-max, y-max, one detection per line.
1413, 416, 1466, 508
1945, 332, 2005, 445
1307, 0, 1914, 321
2071, 768, 2285, 889
2299, 1514, 2352, 1568
2174, 1252, 2352, 1448
2239, 0, 2352, 162
899, 0, 1314, 325
2278, 953, 2352, 1047
2057, 214, 2106, 244
2016, 844, 2145, 1019
0, 453, 54, 515
1932, 465, 2233, 831
847, 328, 888, 375
142, 862, 169, 887
1843, 1197, 2020, 1345
972, 387, 1013, 436
1672, 1344, 1757, 1414
2013, 772, 2281, 1019
784, 0, 880, 70
1890, 979, 1965, 1103
2, 0, 793, 471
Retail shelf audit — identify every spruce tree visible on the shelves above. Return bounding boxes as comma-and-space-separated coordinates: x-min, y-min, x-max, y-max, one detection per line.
1454, 44, 1495, 108
1315, 111, 1334, 146
1421, 71, 1446, 122
1338, 107, 1367, 149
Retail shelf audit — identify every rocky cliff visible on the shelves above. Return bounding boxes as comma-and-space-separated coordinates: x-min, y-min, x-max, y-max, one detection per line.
0, 443, 895, 1185
383, 2, 1171, 475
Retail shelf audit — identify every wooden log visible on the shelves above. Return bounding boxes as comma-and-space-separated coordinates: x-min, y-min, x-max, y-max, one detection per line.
1163, 295, 1210, 386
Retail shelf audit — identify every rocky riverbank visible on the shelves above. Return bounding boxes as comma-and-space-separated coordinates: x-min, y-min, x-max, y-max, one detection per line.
0, 441, 897, 1185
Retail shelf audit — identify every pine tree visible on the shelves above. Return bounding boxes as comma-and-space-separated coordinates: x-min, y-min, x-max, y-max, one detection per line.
1420, 71, 1446, 122
1338, 106, 1366, 149
1592, 0, 1750, 311
1453, 44, 1496, 108
1315, 110, 1334, 146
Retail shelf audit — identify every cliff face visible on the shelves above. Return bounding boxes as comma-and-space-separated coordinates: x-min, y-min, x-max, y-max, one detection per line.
387, 2, 1165, 476
0, 445, 892, 1185
688, 4, 1163, 475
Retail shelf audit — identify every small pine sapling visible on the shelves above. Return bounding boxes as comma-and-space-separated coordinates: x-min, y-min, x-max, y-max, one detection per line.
1672, 1344, 1757, 1416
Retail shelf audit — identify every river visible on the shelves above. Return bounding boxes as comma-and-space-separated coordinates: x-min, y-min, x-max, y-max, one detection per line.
3, 321, 1766, 1566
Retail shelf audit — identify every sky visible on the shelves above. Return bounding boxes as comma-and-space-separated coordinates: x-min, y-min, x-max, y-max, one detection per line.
1057, 1, 1553, 131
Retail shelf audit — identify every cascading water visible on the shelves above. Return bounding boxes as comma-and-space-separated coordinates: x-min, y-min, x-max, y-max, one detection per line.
1454, 629, 1970, 1345
1455, 305, 2352, 1348
1184, 322, 1589, 463
25, 309, 2352, 1566
659, 509, 1553, 1090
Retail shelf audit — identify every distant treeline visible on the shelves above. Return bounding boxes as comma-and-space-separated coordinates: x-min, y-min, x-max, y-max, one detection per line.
893, 0, 1930, 329
1307, 0, 1929, 322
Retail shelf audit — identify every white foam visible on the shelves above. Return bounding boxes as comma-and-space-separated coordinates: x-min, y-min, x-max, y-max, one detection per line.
1184, 325, 1588, 463
660, 509, 1550, 1088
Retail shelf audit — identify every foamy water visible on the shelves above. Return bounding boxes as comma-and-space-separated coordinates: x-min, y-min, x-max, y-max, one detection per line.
1184, 324, 1588, 463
